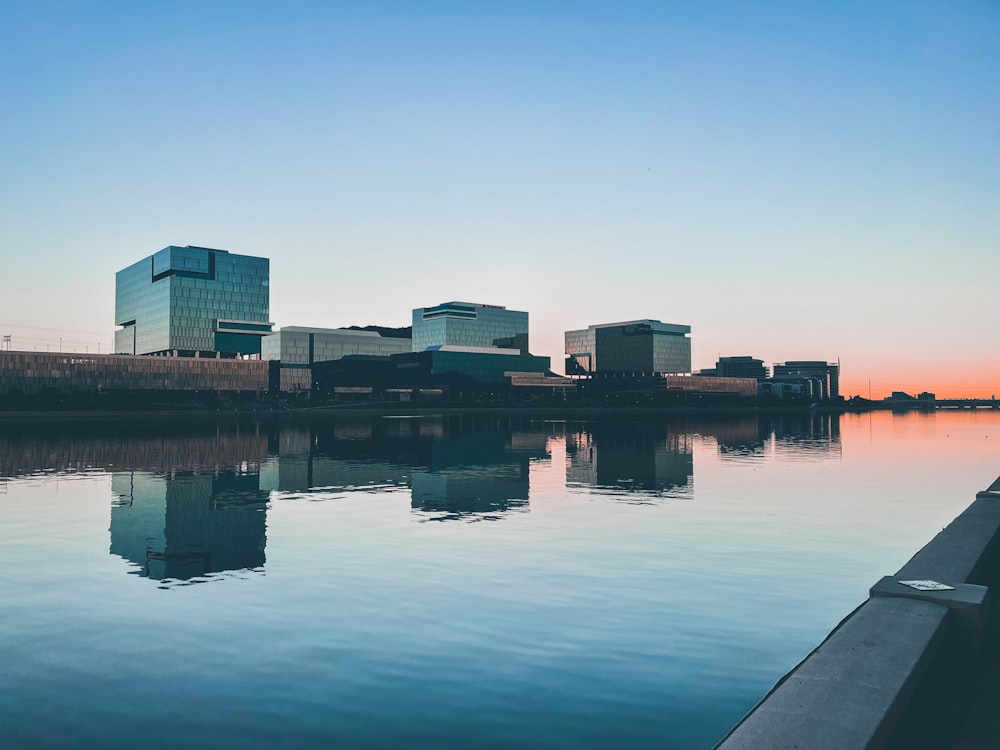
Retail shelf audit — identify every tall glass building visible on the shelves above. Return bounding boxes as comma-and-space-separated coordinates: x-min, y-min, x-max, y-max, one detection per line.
565, 320, 691, 375
115, 246, 272, 357
411, 302, 529, 353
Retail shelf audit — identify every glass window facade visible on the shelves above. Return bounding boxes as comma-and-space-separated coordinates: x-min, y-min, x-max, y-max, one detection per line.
115, 246, 271, 356
411, 302, 529, 353
565, 320, 691, 375
262, 327, 413, 391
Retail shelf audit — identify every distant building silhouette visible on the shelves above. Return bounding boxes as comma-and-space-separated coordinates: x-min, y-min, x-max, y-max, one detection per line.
704, 356, 769, 381
565, 320, 691, 376
771, 361, 840, 400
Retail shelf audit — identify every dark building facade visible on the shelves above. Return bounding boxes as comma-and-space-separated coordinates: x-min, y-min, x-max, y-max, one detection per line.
565, 319, 691, 376
772, 361, 840, 400
714, 356, 769, 381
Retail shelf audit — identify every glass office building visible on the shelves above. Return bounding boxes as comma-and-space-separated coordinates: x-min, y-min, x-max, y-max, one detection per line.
262, 326, 412, 392
115, 246, 271, 357
565, 320, 691, 375
412, 302, 529, 354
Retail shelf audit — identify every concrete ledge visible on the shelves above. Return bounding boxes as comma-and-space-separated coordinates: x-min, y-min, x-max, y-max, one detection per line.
717, 597, 949, 749
980, 475, 1000, 495
716, 474, 1000, 750
896, 495, 1000, 583
870, 576, 989, 633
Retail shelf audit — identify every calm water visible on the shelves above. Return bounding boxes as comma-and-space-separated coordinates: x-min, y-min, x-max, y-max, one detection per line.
2, 410, 1000, 749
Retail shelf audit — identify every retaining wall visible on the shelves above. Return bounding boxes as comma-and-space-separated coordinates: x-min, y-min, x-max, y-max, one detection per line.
716, 475, 1000, 750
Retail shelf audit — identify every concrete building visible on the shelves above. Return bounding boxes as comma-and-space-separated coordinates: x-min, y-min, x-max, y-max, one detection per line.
565, 319, 691, 376
412, 302, 529, 354
0, 350, 268, 397
115, 245, 272, 357
262, 326, 411, 392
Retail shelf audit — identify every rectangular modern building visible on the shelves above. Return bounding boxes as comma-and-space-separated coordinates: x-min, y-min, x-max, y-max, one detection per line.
772, 361, 840, 400
262, 326, 412, 392
411, 302, 529, 354
711, 356, 769, 381
565, 320, 691, 376
115, 245, 272, 357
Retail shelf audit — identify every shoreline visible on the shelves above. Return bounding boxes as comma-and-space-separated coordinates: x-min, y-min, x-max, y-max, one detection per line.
0, 401, 864, 424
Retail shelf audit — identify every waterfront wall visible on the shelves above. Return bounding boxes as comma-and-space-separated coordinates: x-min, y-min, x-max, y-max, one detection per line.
716, 475, 1000, 750
0, 350, 268, 396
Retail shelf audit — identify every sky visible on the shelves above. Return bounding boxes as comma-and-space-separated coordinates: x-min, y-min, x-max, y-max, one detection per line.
0, 0, 997, 398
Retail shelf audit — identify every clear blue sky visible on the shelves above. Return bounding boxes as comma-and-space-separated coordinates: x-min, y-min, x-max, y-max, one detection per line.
1, 1, 997, 396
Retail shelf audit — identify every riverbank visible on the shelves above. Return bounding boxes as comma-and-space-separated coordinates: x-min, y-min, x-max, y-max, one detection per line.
0, 400, 861, 424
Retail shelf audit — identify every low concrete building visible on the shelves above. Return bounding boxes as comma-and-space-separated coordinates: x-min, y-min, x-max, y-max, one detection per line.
0, 350, 268, 397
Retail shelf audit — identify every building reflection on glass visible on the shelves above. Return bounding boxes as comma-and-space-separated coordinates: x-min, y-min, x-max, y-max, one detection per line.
566, 422, 694, 499
109, 469, 269, 586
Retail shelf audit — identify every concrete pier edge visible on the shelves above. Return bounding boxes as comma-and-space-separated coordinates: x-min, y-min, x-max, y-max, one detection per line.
715, 475, 1000, 750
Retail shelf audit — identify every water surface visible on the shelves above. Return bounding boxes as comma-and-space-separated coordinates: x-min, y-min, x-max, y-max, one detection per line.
1, 410, 998, 748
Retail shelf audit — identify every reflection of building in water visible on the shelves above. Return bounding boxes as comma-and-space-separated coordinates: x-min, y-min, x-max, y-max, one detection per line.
697, 413, 843, 463
566, 422, 693, 496
411, 466, 529, 520
110, 470, 268, 584
772, 413, 842, 459
0, 424, 268, 478
693, 417, 769, 460
258, 415, 551, 521
258, 419, 414, 493
411, 428, 544, 520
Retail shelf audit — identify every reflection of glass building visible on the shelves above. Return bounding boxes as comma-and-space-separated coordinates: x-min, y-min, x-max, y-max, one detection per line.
410, 428, 545, 520
772, 413, 842, 459
259, 422, 414, 493
110, 471, 268, 583
412, 302, 529, 354
566, 422, 693, 496
565, 320, 691, 375
115, 246, 272, 357
258, 416, 549, 521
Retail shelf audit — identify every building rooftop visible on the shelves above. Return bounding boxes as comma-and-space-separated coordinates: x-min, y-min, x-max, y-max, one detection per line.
277, 326, 381, 337
573, 319, 691, 335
